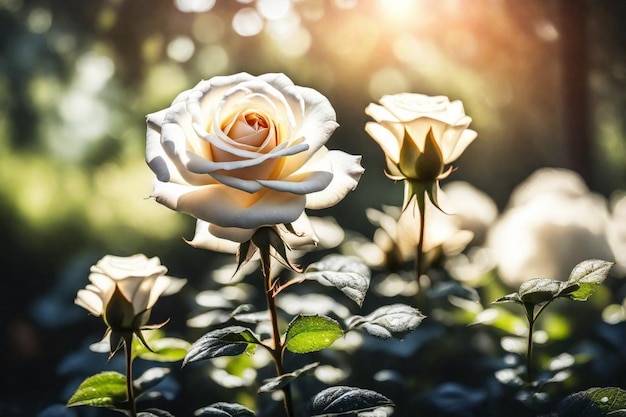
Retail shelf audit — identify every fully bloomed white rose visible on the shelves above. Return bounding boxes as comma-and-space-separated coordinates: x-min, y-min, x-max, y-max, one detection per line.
146, 73, 363, 250
75, 254, 185, 332
365, 93, 477, 185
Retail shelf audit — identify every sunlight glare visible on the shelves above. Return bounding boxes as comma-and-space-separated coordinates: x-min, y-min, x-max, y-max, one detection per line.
377, 0, 416, 22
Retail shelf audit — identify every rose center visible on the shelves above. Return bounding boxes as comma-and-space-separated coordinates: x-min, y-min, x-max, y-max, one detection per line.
245, 112, 268, 130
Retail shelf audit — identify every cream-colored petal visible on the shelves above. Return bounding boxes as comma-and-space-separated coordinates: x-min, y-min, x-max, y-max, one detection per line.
257, 171, 333, 194
75, 289, 104, 316
208, 172, 265, 193
364, 122, 401, 163
151, 180, 306, 229
379, 94, 450, 122
145, 275, 176, 310
191, 123, 309, 173
259, 72, 297, 91
301, 149, 364, 210
192, 72, 256, 122
96, 254, 167, 280
404, 117, 448, 153
280, 212, 319, 249
186, 220, 241, 253
208, 223, 257, 243
274, 85, 339, 177
116, 276, 147, 307
159, 114, 218, 186
131, 277, 155, 313
364, 102, 400, 123
442, 128, 477, 164
88, 273, 117, 305
146, 109, 186, 184
163, 100, 205, 157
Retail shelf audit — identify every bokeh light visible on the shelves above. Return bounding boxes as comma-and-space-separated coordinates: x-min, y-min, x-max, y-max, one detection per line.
232, 7, 264, 37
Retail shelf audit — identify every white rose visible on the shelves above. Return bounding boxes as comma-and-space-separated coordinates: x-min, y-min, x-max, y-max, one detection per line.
75, 254, 184, 331
146, 72, 363, 248
363, 200, 473, 270
486, 168, 614, 287
365, 93, 477, 182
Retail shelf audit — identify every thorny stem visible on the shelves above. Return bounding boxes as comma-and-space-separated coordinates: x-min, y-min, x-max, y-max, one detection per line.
123, 333, 137, 417
261, 255, 294, 417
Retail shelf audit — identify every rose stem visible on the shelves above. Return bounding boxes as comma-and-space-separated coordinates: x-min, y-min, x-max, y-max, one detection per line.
261, 252, 294, 417
123, 333, 137, 417
415, 189, 427, 308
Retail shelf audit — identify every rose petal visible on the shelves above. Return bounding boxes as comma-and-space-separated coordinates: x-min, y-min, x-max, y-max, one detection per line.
379, 94, 450, 122
364, 122, 401, 163
75, 289, 104, 316
88, 272, 117, 300
442, 128, 477, 164
115, 276, 148, 305
301, 149, 364, 210
95, 255, 167, 280
145, 275, 174, 311
404, 117, 449, 153
151, 180, 306, 229
191, 123, 309, 173
157, 105, 219, 186
281, 212, 319, 249
146, 109, 187, 184
191, 72, 257, 123
276, 85, 339, 177
257, 171, 333, 194
186, 220, 241, 253
364, 102, 401, 123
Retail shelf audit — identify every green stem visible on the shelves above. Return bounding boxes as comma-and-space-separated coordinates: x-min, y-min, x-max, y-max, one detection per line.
524, 302, 552, 387
261, 255, 294, 417
415, 189, 427, 306
123, 333, 137, 417
525, 309, 535, 386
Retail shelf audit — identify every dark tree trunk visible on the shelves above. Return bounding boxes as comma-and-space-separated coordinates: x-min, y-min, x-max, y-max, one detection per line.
559, 0, 591, 182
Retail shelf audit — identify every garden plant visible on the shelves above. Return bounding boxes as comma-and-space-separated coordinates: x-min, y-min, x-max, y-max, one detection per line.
61, 72, 623, 417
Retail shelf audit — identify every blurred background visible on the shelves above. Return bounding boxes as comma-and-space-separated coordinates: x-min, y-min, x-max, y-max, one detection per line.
1, 0, 625, 415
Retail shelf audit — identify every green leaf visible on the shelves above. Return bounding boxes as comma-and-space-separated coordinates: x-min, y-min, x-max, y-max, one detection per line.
194, 402, 256, 416
66, 371, 127, 408
493, 292, 522, 304
559, 259, 614, 301
183, 326, 260, 366
518, 278, 562, 304
471, 307, 529, 335
558, 387, 626, 417
348, 304, 425, 340
134, 367, 170, 395
309, 386, 394, 417
285, 315, 343, 354
135, 337, 191, 362
258, 362, 319, 393
304, 255, 371, 307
